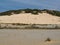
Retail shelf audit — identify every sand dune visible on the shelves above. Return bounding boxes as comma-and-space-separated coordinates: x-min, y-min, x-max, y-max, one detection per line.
0, 13, 60, 24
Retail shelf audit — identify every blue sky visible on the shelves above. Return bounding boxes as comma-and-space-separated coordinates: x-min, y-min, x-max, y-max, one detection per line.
0, 0, 60, 12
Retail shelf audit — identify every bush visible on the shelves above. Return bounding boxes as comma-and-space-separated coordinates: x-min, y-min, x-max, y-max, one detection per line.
45, 38, 51, 42
31, 11, 38, 15
24, 8, 32, 13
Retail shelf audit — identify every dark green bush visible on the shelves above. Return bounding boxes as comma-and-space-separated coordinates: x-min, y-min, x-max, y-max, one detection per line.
31, 11, 38, 15
24, 8, 32, 13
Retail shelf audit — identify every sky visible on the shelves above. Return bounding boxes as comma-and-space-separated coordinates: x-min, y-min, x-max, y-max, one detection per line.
0, 0, 60, 12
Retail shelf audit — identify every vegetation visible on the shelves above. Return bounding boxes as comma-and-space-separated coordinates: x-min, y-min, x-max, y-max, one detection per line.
12, 23, 29, 26
45, 38, 51, 42
46, 10, 60, 17
0, 8, 60, 17
23, 8, 32, 13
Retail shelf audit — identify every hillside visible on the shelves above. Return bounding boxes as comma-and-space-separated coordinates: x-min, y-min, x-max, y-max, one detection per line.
0, 12, 60, 24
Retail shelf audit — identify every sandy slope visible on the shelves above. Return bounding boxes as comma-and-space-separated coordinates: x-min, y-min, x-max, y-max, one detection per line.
0, 13, 60, 24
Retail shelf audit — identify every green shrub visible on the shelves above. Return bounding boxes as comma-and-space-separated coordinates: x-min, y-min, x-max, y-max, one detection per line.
24, 8, 32, 13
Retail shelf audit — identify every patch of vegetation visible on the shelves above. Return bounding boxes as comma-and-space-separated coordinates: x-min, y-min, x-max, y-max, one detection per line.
24, 8, 32, 13
0, 9, 60, 17
42, 9, 60, 17
31, 9, 39, 15
12, 23, 29, 26
45, 38, 51, 42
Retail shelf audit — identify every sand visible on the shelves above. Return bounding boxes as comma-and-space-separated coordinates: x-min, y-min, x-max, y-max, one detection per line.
0, 30, 60, 45
0, 13, 60, 24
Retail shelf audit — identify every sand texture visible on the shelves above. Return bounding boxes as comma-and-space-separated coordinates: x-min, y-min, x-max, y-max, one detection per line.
0, 13, 60, 24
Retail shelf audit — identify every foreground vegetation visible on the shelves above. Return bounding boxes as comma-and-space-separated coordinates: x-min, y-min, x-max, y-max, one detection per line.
0, 23, 60, 29
0, 9, 60, 17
